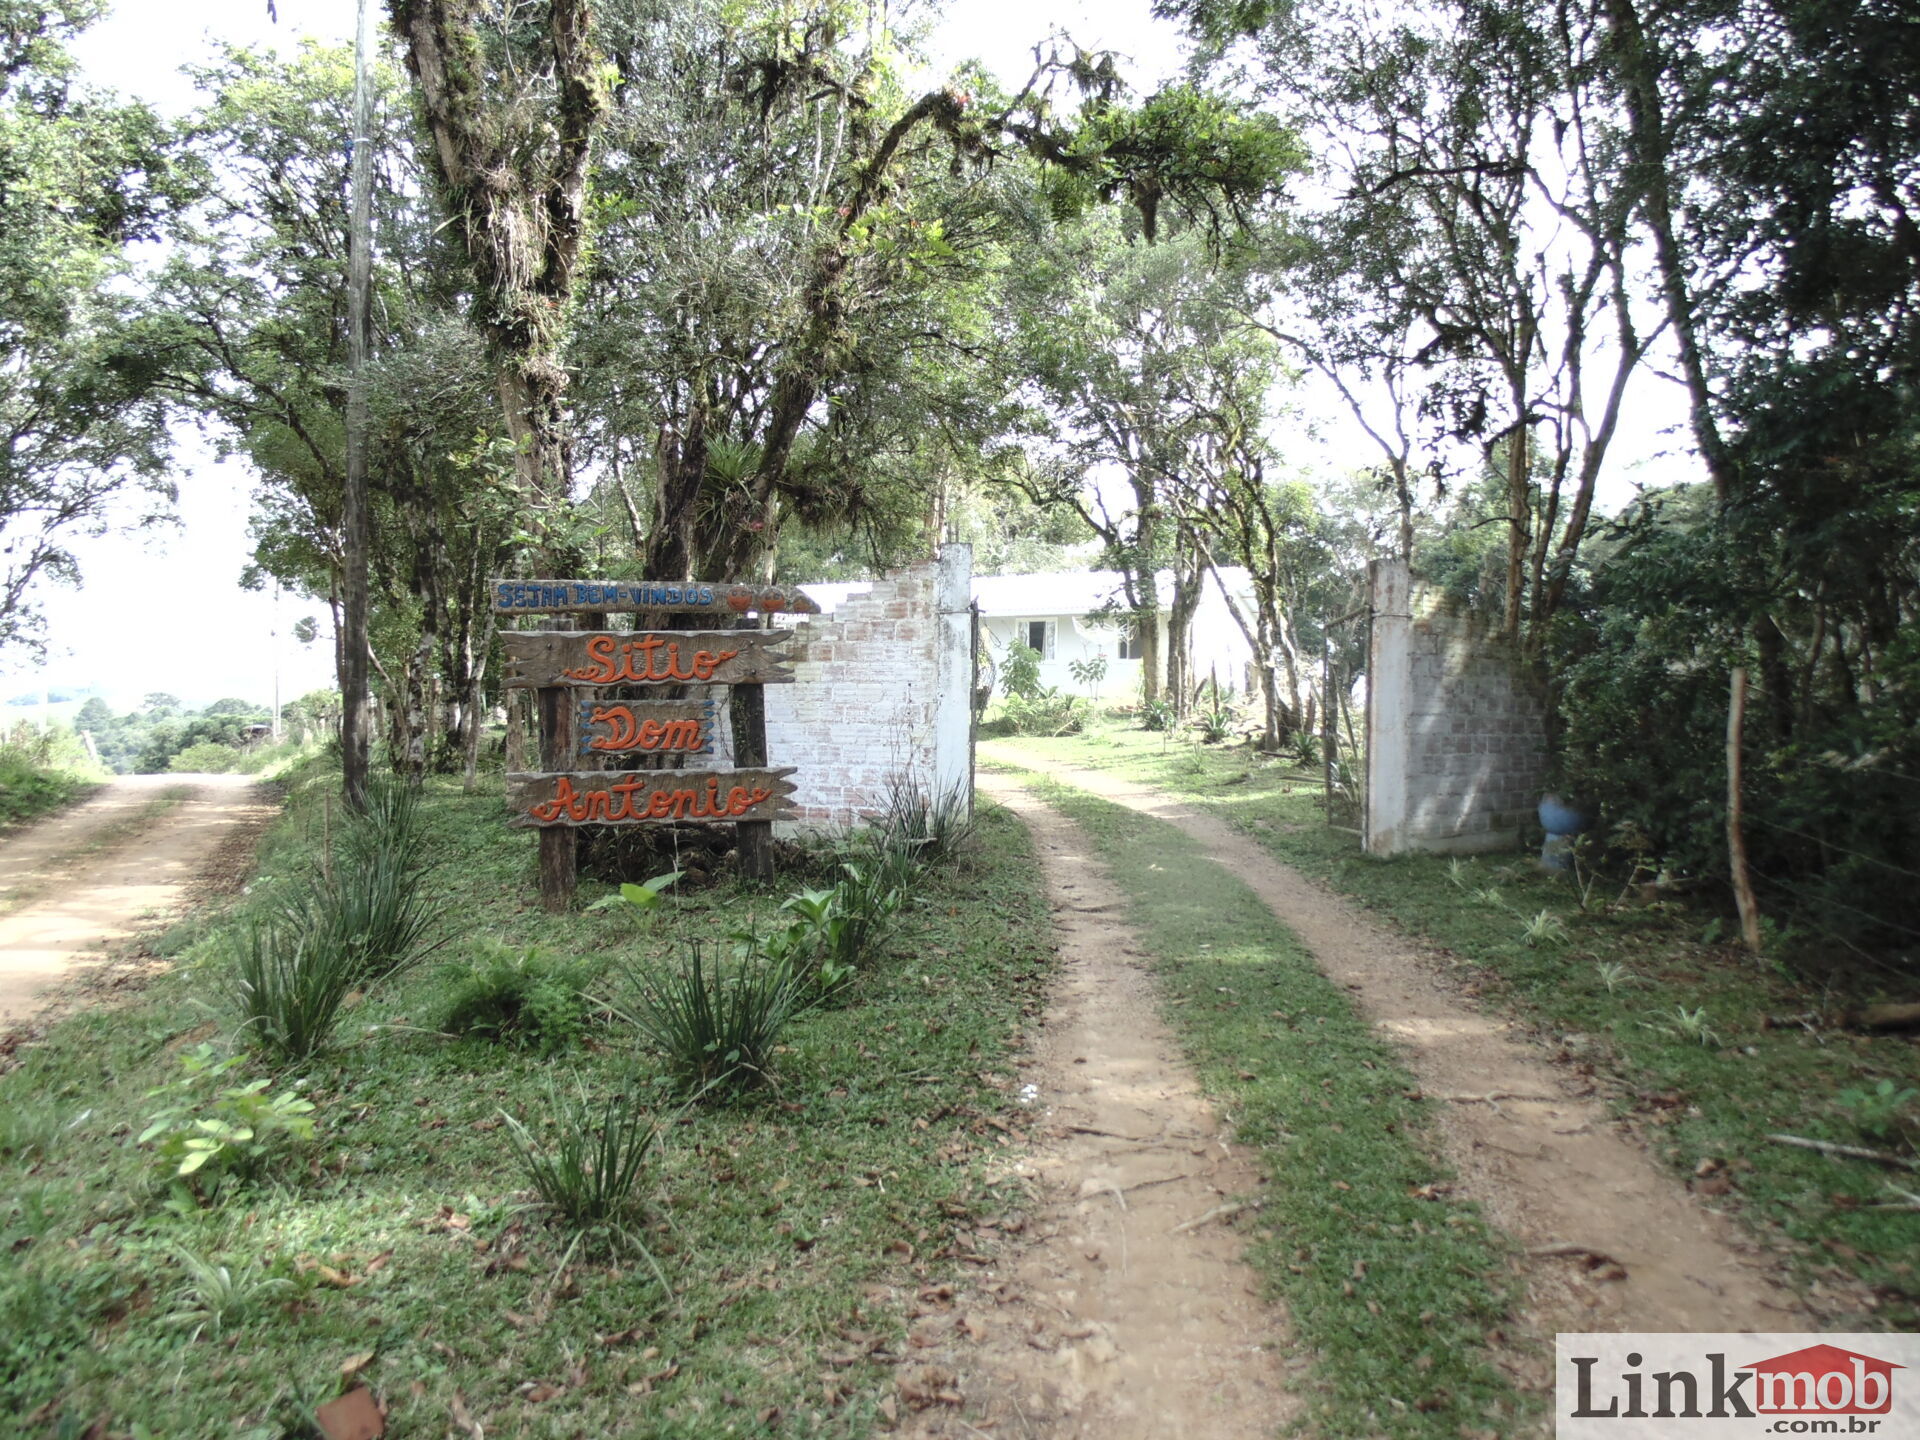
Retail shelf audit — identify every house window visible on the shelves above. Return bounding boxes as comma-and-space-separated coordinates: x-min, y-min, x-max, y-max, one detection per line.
1115, 622, 1144, 660
1023, 619, 1056, 659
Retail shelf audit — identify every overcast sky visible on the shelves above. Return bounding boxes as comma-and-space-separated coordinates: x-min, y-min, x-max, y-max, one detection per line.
20, 0, 1687, 709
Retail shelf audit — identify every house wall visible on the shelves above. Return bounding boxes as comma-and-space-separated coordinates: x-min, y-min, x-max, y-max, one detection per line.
721, 545, 971, 829
980, 612, 1158, 699
1365, 557, 1548, 855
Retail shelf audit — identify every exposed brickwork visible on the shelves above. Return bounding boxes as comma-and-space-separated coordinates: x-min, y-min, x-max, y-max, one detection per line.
714, 550, 971, 828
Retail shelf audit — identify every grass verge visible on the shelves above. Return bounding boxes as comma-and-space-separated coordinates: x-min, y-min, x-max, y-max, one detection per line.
0, 759, 1055, 1438
1011, 766, 1533, 1440
990, 727, 1920, 1329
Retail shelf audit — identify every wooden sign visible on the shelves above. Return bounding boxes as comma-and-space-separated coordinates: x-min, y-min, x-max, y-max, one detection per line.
504, 630, 796, 689
506, 767, 798, 828
577, 698, 715, 757
492, 579, 820, 616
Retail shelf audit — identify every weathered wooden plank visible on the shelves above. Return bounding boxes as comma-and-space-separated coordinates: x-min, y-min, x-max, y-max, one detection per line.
491, 579, 820, 616
506, 767, 799, 828
575, 698, 716, 757
503, 630, 795, 689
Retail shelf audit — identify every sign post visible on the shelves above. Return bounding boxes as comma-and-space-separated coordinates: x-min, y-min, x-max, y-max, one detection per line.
492, 580, 808, 907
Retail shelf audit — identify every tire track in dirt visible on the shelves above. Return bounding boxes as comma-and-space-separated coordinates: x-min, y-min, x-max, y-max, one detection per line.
0, 773, 276, 1029
986, 748, 1819, 1342
895, 776, 1300, 1439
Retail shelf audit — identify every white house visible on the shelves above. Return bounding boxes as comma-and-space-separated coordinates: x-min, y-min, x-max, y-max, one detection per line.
799, 565, 1260, 705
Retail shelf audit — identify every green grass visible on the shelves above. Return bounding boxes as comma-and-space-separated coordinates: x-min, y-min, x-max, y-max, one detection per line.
0, 759, 1056, 1437
0, 752, 98, 829
1012, 768, 1532, 1440
991, 728, 1920, 1329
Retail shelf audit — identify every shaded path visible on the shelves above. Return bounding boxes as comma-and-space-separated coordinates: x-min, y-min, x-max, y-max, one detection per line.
899, 774, 1299, 1439
0, 774, 275, 1027
983, 746, 1813, 1342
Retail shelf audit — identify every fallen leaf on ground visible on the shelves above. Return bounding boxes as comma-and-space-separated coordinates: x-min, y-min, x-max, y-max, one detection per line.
339, 1350, 376, 1377
315, 1386, 385, 1440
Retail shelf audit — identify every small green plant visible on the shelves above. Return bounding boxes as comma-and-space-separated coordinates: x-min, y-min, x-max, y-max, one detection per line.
1834, 1080, 1919, 1142
1139, 698, 1174, 732
1521, 909, 1568, 947
1194, 698, 1236, 744
587, 870, 683, 921
619, 945, 803, 1095
1000, 640, 1043, 700
1067, 653, 1108, 705
1654, 1004, 1720, 1047
1594, 960, 1636, 995
1446, 858, 1471, 890
1469, 885, 1508, 910
441, 944, 602, 1053
161, 1247, 293, 1340
502, 1081, 660, 1233
138, 1045, 317, 1192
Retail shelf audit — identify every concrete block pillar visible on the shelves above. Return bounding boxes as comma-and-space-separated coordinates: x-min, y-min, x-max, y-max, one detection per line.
1365, 557, 1412, 855
932, 543, 974, 806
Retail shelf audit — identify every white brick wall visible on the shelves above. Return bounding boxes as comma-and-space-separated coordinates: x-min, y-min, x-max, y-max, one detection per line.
714, 546, 973, 829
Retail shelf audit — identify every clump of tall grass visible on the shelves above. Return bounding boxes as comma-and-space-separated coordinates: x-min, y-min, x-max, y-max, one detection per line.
619, 944, 803, 1096
224, 773, 447, 1061
228, 912, 361, 1062
503, 1081, 660, 1230
880, 774, 975, 864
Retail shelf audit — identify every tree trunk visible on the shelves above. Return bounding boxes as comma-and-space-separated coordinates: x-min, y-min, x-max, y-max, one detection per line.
340, 0, 376, 812
1601, 0, 1735, 500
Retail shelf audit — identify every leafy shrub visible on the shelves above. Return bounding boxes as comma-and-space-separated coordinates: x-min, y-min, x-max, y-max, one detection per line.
441, 944, 600, 1053
619, 945, 803, 1096
168, 741, 238, 774
138, 1045, 316, 1194
753, 889, 858, 1004
227, 911, 363, 1062
981, 689, 1084, 737
1139, 698, 1175, 732
0, 751, 86, 824
1001, 640, 1043, 699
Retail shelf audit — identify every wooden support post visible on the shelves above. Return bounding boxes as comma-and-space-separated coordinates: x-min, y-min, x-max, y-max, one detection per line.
1727, 666, 1763, 955
731, 679, 775, 882
537, 683, 576, 910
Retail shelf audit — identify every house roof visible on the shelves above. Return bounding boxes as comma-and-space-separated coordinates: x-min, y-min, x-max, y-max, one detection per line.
793, 566, 1253, 619
971, 567, 1252, 620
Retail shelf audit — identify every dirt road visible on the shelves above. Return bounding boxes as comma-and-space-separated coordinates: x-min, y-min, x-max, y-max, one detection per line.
0, 774, 276, 1028
897, 775, 1300, 1438
982, 751, 1813, 1344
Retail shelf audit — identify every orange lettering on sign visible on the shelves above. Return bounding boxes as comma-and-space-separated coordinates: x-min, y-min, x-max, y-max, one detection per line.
587, 707, 706, 754
564, 637, 744, 685
526, 774, 778, 825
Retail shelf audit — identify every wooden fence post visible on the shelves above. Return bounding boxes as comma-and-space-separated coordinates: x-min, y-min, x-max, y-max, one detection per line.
731, 678, 774, 881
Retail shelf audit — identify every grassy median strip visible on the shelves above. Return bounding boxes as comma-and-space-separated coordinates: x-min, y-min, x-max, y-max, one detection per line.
1006, 763, 1532, 1440
0, 762, 1056, 1438
994, 728, 1920, 1330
